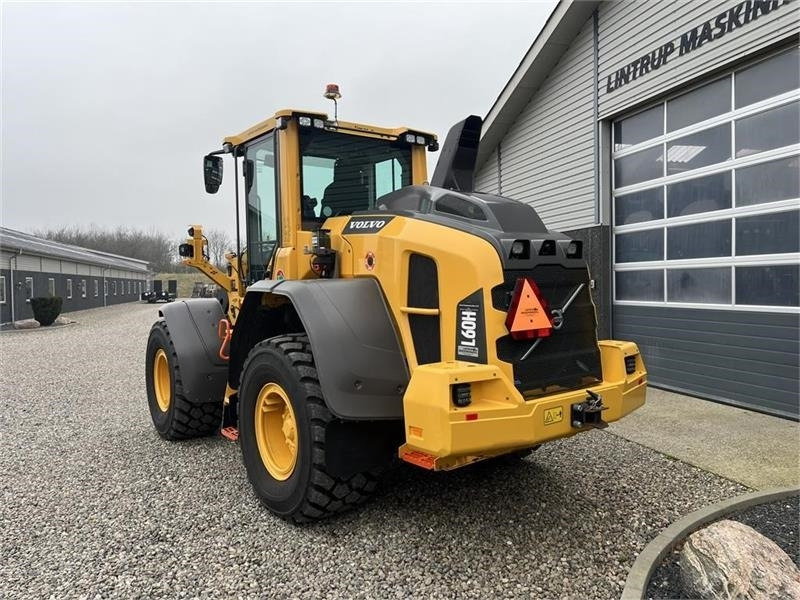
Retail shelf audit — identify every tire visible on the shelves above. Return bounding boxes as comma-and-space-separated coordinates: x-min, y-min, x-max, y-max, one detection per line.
238, 334, 379, 523
145, 320, 222, 440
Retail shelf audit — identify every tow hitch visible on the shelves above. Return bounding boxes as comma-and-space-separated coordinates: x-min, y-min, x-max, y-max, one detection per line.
571, 390, 608, 429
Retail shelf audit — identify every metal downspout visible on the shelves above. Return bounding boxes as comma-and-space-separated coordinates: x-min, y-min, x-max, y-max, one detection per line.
9, 250, 21, 323
593, 7, 613, 338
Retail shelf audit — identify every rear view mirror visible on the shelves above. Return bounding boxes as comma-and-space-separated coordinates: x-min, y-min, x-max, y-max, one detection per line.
204, 155, 223, 194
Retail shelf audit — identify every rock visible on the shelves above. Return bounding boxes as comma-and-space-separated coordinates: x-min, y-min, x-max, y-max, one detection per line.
680, 519, 800, 599
53, 316, 75, 325
14, 319, 40, 329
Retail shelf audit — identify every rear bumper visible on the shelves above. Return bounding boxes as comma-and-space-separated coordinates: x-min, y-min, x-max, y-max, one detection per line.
399, 340, 646, 470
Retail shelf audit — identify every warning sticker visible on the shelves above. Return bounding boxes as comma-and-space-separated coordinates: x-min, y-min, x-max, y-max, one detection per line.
544, 407, 563, 425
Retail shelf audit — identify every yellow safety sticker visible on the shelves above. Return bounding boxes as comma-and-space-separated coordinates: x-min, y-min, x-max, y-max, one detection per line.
544, 407, 563, 425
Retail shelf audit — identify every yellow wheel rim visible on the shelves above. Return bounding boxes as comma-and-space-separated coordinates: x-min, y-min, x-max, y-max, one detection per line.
153, 349, 171, 412
255, 382, 298, 481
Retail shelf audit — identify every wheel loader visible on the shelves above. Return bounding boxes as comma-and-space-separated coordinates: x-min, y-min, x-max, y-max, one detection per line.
144, 103, 647, 523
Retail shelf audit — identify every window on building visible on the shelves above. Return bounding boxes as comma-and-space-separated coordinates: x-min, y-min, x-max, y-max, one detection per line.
48, 278, 56, 297
612, 47, 800, 309
94, 280, 99, 297
128, 281, 132, 295
66, 279, 73, 300
113, 281, 117, 296
138, 281, 142, 295
120, 280, 124, 295
0, 276, 6, 304
25, 277, 33, 302
81, 279, 87, 298
104, 280, 108, 296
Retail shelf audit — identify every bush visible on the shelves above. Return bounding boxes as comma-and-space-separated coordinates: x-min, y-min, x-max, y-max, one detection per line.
30, 296, 63, 326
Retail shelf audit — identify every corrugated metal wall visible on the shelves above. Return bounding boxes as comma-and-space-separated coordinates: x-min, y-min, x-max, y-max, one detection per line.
615, 305, 799, 419
597, 0, 799, 118
474, 17, 597, 231
474, 148, 500, 194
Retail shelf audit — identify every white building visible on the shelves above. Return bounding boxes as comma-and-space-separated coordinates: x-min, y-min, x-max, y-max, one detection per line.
474, 0, 799, 418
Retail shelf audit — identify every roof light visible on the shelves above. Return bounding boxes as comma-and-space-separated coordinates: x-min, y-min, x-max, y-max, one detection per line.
405, 133, 416, 144
415, 135, 426, 145
323, 83, 341, 100
298, 116, 312, 127
313, 118, 325, 129
505, 277, 553, 340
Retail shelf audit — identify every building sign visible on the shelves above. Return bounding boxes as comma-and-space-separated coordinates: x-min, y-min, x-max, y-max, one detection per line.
604, 0, 793, 94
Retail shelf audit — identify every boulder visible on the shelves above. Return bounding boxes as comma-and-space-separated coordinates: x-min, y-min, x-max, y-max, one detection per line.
13, 319, 40, 329
54, 316, 75, 326
680, 519, 800, 599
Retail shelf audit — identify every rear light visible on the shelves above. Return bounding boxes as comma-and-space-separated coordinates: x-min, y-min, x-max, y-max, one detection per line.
452, 383, 472, 407
625, 355, 637, 374
539, 240, 556, 256
566, 240, 582, 259
509, 240, 530, 259
505, 277, 553, 340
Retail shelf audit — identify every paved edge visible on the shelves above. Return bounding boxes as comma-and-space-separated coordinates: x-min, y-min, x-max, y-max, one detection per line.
621, 485, 800, 600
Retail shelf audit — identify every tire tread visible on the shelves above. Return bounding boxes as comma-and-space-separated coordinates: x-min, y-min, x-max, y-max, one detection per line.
240, 334, 379, 523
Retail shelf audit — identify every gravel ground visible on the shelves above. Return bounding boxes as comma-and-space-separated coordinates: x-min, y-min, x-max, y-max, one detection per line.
647, 495, 800, 599
0, 302, 747, 599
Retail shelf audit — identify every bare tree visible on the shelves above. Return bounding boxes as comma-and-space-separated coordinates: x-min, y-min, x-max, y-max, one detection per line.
35, 225, 178, 272
203, 228, 234, 269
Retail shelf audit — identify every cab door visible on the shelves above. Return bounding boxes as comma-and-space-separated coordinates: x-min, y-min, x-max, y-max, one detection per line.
244, 132, 280, 282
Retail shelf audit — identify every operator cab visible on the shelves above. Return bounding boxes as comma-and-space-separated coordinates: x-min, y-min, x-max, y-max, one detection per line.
203, 105, 436, 284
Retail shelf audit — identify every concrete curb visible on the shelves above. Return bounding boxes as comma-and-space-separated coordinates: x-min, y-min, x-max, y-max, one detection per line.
621, 485, 800, 599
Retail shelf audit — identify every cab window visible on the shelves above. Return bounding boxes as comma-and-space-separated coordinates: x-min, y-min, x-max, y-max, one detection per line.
299, 128, 411, 229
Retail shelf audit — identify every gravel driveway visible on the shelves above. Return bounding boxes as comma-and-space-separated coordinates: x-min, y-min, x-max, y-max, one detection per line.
0, 303, 746, 599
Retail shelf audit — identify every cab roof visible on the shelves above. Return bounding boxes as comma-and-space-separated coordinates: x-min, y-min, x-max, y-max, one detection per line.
223, 108, 437, 147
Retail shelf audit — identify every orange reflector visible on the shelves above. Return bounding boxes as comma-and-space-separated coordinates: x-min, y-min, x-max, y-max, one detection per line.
466, 413, 478, 421
400, 449, 436, 469
220, 426, 239, 442
505, 277, 553, 340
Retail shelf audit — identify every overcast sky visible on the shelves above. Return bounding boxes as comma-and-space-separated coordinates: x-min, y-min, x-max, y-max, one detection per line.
2, 1, 556, 242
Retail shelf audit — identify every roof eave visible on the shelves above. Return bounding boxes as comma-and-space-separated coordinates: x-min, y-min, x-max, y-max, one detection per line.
477, 0, 600, 167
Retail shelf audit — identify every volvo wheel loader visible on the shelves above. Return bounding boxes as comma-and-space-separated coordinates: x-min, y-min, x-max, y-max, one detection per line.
144, 103, 647, 523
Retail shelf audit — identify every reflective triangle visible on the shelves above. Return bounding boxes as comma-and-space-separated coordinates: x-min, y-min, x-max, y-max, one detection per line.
506, 279, 552, 334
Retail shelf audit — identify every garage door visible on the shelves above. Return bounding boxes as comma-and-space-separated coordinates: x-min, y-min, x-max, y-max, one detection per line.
611, 46, 799, 419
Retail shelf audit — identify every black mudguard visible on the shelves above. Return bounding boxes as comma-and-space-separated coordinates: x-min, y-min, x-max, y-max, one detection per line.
159, 299, 228, 404
231, 278, 409, 420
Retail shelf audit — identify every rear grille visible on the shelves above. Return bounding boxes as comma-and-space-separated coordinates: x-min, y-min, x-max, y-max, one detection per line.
492, 265, 602, 396
408, 254, 441, 365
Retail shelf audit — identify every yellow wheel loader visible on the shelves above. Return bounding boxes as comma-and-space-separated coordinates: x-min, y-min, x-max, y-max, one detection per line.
144, 106, 647, 523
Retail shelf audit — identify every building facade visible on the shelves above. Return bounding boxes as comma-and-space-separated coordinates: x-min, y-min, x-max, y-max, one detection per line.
474, 0, 799, 418
0, 227, 150, 323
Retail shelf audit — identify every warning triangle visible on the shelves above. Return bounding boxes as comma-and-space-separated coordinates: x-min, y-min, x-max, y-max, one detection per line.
506, 279, 552, 334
